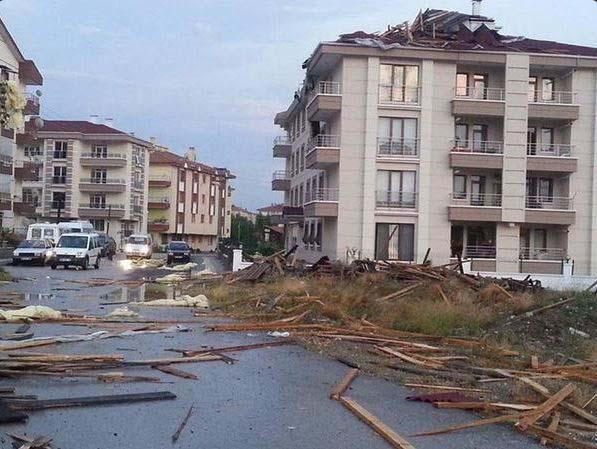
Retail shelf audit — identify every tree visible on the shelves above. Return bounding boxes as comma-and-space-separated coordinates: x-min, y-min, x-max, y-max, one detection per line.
230, 215, 258, 252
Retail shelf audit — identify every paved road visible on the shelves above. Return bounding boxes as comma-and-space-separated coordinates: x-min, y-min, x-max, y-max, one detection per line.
0, 256, 543, 449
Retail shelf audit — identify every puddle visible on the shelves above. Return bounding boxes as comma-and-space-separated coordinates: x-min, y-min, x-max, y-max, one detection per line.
25, 293, 55, 301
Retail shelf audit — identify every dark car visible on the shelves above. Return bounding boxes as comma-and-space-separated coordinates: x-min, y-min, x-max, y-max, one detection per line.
12, 239, 53, 265
96, 233, 117, 260
166, 241, 191, 265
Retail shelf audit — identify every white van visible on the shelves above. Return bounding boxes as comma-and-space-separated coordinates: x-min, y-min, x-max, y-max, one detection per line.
50, 233, 102, 270
124, 234, 153, 259
27, 221, 94, 245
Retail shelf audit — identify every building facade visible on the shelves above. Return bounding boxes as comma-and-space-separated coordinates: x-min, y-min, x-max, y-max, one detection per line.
14, 120, 151, 242
273, 8, 597, 275
0, 18, 43, 230
148, 145, 234, 250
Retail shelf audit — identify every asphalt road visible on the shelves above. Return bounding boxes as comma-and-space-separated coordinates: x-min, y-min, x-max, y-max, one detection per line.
0, 255, 544, 449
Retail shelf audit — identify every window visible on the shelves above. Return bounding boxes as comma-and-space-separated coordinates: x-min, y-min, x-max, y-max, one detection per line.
472, 124, 488, 151
90, 194, 106, 208
379, 64, 419, 103
541, 78, 554, 101
455, 123, 469, 148
191, 214, 196, 223
541, 128, 554, 153
91, 145, 107, 158
24, 146, 42, 158
179, 179, 185, 192
22, 188, 38, 206
202, 174, 206, 183
209, 216, 213, 224
527, 127, 537, 154
376, 170, 416, 208
534, 229, 547, 249
472, 74, 488, 99
193, 181, 198, 194
210, 185, 216, 196
201, 194, 206, 204
453, 175, 467, 199
527, 177, 554, 202
90, 219, 105, 232
378, 118, 418, 156
528, 76, 537, 102
53, 166, 66, 184
91, 168, 107, 183
300, 144, 305, 171
375, 223, 415, 261
209, 204, 215, 216
456, 73, 469, 96
201, 214, 205, 223
51, 191, 65, 210
298, 185, 303, 204
53, 141, 67, 159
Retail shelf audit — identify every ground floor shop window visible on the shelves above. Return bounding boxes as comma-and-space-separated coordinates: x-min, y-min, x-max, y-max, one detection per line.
374, 223, 414, 261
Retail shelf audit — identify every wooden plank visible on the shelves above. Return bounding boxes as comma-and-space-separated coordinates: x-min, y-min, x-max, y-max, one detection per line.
403, 384, 488, 393
411, 413, 524, 437
541, 412, 560, 445
0, 402, 28, 423
172, 403, 194, 443
434, 402, 535, 411
339, 396, 416, 449
8, 391, 177, 411
376, 346, 443, 370
526, 424, 597, 449
330, 368, 359, 400
516, 383, 576, 431
434, 285, 451, 306
153, 365, 198, 380
531, 356, 539, 370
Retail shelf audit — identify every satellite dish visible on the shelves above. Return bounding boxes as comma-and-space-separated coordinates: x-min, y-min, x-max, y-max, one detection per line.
33, 117, 44, 129
35, 89, 42, 97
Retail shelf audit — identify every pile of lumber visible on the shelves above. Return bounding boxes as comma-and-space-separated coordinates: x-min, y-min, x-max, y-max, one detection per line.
227, 246, 298, 282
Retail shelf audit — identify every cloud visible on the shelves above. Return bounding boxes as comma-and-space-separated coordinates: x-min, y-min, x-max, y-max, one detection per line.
193, 20, 214, 36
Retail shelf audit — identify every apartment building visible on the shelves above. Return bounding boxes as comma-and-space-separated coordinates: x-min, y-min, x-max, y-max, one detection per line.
0, 18, 43, 229
14, 120, 151, 241
232, 205, 257, 223
148, 145, 234, 250
272, 6, 597, 275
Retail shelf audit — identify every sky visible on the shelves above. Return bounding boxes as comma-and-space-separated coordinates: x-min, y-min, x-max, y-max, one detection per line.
1, 0, 596, 210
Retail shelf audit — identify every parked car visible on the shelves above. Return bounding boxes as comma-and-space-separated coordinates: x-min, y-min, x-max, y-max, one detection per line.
166, 241, 191, 265
123, 234, 153, 259
96, 233, 117, 260
12, 239, 54, 266
50, 233, 102, 270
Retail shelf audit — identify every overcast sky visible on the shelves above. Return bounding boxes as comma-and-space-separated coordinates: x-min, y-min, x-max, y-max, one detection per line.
2, 0, 596, 210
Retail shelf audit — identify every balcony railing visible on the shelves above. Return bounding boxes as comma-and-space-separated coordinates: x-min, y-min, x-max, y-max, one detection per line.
525, 196, 573, 210
80, 178, 126, 185
149, 174, 170, 181
526, 144, 573, 157
308, 134, 340, 151
148, 196, 170, 204
377, 137, 419, 157
450, 193, 502, 207
52, 176, 66, 184
26, 93, 40, 105
529, 90, 576, 104
464, 245, 496, 259
519, 247, 566, 261
132, 205, 143, 213
80, 152, 127, 160
84, 203, 125, 210
272, 170, 290, 181
378, 85, 420, 105
454, 86, 505, 101
307, 188, 339, 203
376, 191, 418, 209
0, 154, 13, 164
315, 81, 341, 95
452, 140, 503, 154
273, 135, 291, 145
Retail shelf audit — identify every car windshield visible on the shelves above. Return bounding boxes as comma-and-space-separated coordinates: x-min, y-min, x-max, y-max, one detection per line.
58, 236, 88, 249
18, 240, 45, 249
31, 229, 42, 239
169, 242, 189, 251
128, 236, 148, 245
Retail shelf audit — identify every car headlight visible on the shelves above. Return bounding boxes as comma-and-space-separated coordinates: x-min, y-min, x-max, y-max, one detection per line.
12, 250, 18, 256
168, 252, 173, 255
76, 251, 85, 258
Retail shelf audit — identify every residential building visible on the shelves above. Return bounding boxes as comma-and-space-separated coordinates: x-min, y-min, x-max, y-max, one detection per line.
257, 203, 284, 225
232, 205, 257, 223
272, 6, 597, 275
148, 144, 234, 250
0, 18, 43, 229
14, 119, 151, 242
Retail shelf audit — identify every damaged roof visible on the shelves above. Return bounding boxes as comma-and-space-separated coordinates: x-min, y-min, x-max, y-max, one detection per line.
335, 8, 597, 57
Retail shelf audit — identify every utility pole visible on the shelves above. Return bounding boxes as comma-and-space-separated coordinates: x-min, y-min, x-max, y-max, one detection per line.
106, 204, 112, 236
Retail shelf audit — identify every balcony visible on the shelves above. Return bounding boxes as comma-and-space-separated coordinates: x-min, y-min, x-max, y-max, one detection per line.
79, 178, 126, 193
24, 93, 40, 116
307, 81, 342, 121
452, 87, 505, 117
378, 85, 420, 106
271, 171, 290, 191
80, 153, 127, 167
148, 174, 171, 188
272, 136, 291, 158
376, 191, 418, 210
149, 221, 170, 232
282, 206, 304, 224
526, 144, 577, 173
528, 91, 579, 121
14, 161, 41, 181
450, 140, 503, 169
305, 134, 340, 169
377, 137, 418, 159
132, 205, 143, 214
525, 196, 575, 225
13, 201, 39, 217
78, 203, 125, 219
0, 193, 10, 211
304, 188, 338, 217
148, 196, 170, 209
0, 154, 12, 175
449, 193, 502, 222
519, 247, 565, 274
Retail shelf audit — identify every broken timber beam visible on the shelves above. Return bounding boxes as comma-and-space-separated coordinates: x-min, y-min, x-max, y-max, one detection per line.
330, 368, 359, 400
516, 383, 575, 431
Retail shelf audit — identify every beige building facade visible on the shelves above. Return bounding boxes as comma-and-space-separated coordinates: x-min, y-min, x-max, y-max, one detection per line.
273, 9, 597, 275
14, 120, 151, 243
148, 145, 234, 251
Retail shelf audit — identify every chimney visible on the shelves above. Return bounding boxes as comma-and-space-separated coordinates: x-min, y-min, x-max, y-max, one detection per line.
104, 117, 114, 128
150, 136, 156, 145
89, 114, 99, 124
471, 0, 482, 16
185, 146, 197, 162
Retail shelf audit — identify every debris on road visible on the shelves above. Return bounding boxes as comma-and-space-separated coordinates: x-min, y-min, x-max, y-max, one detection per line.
0, 305, 62, 321
172, 403, 195, 443
130, 294, 209, 308
165, 262, 197, 272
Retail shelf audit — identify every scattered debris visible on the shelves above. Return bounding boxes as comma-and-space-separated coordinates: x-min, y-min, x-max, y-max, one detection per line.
171, 403, 195, 443
107, 307, 139, 318
131, 294, 209, 308
0, 305, 62, 321
165, 262, 197, 272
